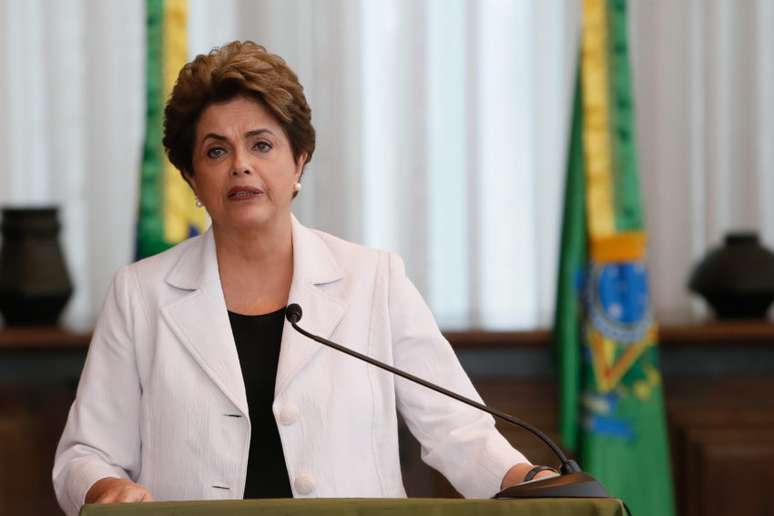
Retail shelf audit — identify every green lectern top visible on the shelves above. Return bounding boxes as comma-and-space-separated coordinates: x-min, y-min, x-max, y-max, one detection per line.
80, 497, 626, 516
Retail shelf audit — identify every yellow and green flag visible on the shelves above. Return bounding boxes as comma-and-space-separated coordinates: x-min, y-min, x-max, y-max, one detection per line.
137, 0, 207, 259
555, 1, 675, 514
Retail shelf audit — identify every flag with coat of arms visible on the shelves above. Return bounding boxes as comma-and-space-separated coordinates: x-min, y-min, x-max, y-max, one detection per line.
554, 1, 676, 514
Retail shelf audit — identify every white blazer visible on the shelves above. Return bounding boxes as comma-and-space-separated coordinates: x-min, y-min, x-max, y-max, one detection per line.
53, 216, 528, 516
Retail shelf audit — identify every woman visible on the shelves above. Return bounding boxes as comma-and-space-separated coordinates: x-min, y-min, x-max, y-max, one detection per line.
53, 41, 555, 515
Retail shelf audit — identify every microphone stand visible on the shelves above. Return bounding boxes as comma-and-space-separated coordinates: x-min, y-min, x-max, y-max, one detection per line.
285, 304, 611, 500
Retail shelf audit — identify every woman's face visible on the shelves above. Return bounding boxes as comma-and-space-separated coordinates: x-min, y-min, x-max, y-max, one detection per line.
187, 95, 304, 232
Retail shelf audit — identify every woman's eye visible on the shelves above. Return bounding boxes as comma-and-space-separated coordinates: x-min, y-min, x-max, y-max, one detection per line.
254, 141, 272, 152
206, 147, 226, 159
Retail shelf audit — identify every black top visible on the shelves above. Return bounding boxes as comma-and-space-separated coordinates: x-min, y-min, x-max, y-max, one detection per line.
228, 307, 293, 499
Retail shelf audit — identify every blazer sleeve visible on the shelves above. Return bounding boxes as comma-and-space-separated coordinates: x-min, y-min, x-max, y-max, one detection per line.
53, 266, 144, 516
387, 252, 531, 498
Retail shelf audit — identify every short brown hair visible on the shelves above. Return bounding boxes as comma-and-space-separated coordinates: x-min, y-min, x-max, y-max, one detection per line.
163, 41, 315, 176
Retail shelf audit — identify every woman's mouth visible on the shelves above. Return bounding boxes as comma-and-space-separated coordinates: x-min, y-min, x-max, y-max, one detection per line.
227, 186, 264, 201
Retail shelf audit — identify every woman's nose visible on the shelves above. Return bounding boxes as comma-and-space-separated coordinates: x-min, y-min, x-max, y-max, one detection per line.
231, 166, 251, 176
231, 151, 253, 176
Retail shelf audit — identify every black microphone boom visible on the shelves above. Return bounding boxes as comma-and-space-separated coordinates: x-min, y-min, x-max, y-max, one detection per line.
285, 303, 611, 500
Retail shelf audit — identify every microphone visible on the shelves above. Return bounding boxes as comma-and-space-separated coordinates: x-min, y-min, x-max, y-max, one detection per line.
285, 303, 611, 499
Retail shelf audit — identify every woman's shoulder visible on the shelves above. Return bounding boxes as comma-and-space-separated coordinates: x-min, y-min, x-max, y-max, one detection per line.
304, 226, 412, 290
119, 234, 204, 286
308, 227, 393, 268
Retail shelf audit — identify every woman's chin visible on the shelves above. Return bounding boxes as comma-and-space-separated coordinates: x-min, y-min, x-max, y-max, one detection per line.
220, 209, 284, 232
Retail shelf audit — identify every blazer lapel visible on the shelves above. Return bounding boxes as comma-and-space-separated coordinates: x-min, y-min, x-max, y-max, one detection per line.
161, 229, 249, 416
275, 215, 347, 397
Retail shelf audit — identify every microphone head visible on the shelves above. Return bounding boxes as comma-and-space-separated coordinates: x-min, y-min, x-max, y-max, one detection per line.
286, 303, 303, 323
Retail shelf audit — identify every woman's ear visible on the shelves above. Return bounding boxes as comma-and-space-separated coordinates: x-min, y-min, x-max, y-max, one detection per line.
295, 153, 308, 179
182, 170, 197, 194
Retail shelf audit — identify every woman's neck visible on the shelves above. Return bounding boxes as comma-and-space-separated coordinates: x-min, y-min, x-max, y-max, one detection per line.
212, 214, 295, 315
213, 215, 293, 267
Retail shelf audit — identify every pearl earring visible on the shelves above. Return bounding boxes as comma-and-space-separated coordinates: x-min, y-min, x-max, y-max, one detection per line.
195, 198, 203, 208
294, 182, 302, 192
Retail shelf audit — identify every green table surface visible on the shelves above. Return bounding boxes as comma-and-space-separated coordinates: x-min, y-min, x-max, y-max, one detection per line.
80, 497, 626, 516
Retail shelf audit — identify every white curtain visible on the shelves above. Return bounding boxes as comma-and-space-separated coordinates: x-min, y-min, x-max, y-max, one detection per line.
0, 0, 144, 330
630, 0, 774, 323
1, 0, 772, 331
189, 0, 579, 330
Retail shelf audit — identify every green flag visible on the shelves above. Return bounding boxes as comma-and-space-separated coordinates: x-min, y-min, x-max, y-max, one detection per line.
137, 0, 207, 259
554, 1, 675, 514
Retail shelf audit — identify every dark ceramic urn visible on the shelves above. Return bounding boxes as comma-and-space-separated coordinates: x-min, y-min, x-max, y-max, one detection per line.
688, 232, 774, 319
0, 207, 73, 325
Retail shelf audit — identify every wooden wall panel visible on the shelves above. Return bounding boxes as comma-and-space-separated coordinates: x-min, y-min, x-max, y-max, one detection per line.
0, 386, 73, 516
667, 378, 774, 516
684, 428, 774, 516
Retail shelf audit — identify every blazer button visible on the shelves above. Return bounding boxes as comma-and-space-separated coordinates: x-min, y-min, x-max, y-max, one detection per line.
294, 473, 316, 495
278, 404, 299, 426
